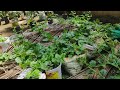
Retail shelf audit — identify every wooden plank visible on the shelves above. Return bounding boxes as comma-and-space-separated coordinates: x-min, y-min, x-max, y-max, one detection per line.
0, 66, 22, 79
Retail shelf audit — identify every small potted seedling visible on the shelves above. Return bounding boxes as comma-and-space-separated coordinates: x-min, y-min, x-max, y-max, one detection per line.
17, 68, 46, 79
8, 11, 14, 20
11, 39, 65, 79
26, 16, 35, 28
0, 11, 9, 24
12, 18, 21, 33
8, 11, 20, 20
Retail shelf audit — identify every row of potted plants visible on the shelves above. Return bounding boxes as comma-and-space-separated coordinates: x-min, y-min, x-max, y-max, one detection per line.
1, 11, 120, 79
0, 11, 47, 25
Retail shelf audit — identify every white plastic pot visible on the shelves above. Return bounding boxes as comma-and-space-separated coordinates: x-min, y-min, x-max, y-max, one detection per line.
17, 68, 46, 79
46, 63, 62, 79
17, 68, 32, 79
17, 64, 62, 79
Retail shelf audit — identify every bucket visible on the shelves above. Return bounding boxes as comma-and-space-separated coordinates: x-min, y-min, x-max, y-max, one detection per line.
46, 63, 62, 79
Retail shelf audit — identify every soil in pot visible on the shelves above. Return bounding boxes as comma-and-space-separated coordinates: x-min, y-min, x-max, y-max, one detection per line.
9, 17, 13, 20
48, 18, 53, 24
15, 26, 21, 33
29, 22, 36, 28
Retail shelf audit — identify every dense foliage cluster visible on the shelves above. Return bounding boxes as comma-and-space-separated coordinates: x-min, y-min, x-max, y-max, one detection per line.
1, 11, 120, 79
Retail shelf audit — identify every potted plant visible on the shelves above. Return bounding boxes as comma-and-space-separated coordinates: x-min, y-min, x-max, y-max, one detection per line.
0, 11, 9, 24
9, 37, 65, 79
36, 11, 46, 22
17, 68, 46, 79
11, 18, 22, 33
7, 11, 15, 20
0, 35, 10, 53
8, 11, 20, 20
26, 11, 35, 28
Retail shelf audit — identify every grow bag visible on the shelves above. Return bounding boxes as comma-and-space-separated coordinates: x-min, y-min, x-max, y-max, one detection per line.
0, 37, 11, 53
63, 55, 86, 76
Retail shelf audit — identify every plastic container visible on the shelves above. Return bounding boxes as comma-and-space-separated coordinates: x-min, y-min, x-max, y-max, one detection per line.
17, 68, 46, 79
46, 63, 62, 79
17, 63, 62, 79
17, 68, 32, 79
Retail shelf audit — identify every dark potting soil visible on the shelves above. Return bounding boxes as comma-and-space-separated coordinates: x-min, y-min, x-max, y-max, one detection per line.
29, 22, 36, 28
48, 18, 53, 24
37, 19, 45, 22
9, 17, 13, 20
5, 20, 10, 24
14, 26, 21, 33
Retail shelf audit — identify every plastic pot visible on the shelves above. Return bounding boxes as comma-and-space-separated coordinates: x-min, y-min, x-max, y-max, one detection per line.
46, 63, 62, 79
17, 68, 46, 79
15, 26, 21, 33
3, 17, 9, 24
17, 63, 62, 79
48, 18, 53, 24
29, 22, 36, 28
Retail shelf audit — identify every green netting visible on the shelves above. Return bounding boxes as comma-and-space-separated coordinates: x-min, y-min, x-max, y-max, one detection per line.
111, 29, 120, 39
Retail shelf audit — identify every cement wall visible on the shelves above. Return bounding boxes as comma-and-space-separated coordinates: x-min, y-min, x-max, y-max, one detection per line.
91, 11, 120, 17
76, 11, 120, 23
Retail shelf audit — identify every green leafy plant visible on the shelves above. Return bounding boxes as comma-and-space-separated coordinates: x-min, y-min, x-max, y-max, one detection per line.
1, 11, 120, 79
25, 69, 40, 79
0, 35, 7, 42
